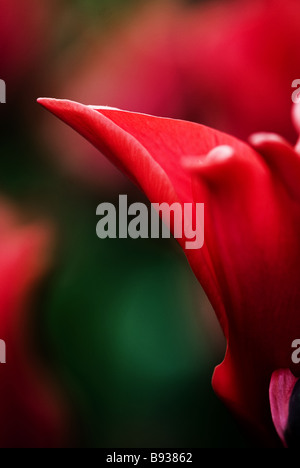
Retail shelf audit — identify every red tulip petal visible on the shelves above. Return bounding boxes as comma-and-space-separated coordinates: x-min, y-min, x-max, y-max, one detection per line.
38, 98, 300, 445
188, 129, 300, 442
37, 98, 261, 315
0, 203, 68, 447
37, 99, 257, 202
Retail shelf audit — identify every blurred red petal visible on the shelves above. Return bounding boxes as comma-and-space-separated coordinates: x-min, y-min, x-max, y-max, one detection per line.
0, 0, 56, 88
176, 0, 300, 141
0, 201, 68, 447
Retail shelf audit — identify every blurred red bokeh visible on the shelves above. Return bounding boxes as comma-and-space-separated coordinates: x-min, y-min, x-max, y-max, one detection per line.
0, 201, 69, 448
39, 0, 300, 191
0, 0, 57, 91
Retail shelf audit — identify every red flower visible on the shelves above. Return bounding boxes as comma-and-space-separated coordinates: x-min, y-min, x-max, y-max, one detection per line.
0, 201, 68, 447
38, 97, 300, 446
39, 0, 300, 189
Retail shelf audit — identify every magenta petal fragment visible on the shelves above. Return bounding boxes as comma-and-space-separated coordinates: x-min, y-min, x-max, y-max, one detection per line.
269, 369, 298, 446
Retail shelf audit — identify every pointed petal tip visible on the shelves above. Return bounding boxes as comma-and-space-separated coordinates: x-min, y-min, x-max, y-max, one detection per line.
37, 97, 82, 108
37, 97, 121, 111
37, 97, 48, 107
37, 97, 49, 103
37, 97, 56, 105
37, 97, 64, 112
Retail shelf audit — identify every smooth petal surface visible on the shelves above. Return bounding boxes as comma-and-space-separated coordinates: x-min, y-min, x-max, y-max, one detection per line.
189, 112, 300, 442
38, 98, 300, 445
37, 99, 254, 202
38, 98, 259, 318
191, 157, 300, 442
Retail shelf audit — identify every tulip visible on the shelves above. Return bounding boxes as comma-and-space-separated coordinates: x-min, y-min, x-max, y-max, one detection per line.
39, 0, 300, 190
38, 97, 300, 446
0, 201, 68, 447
